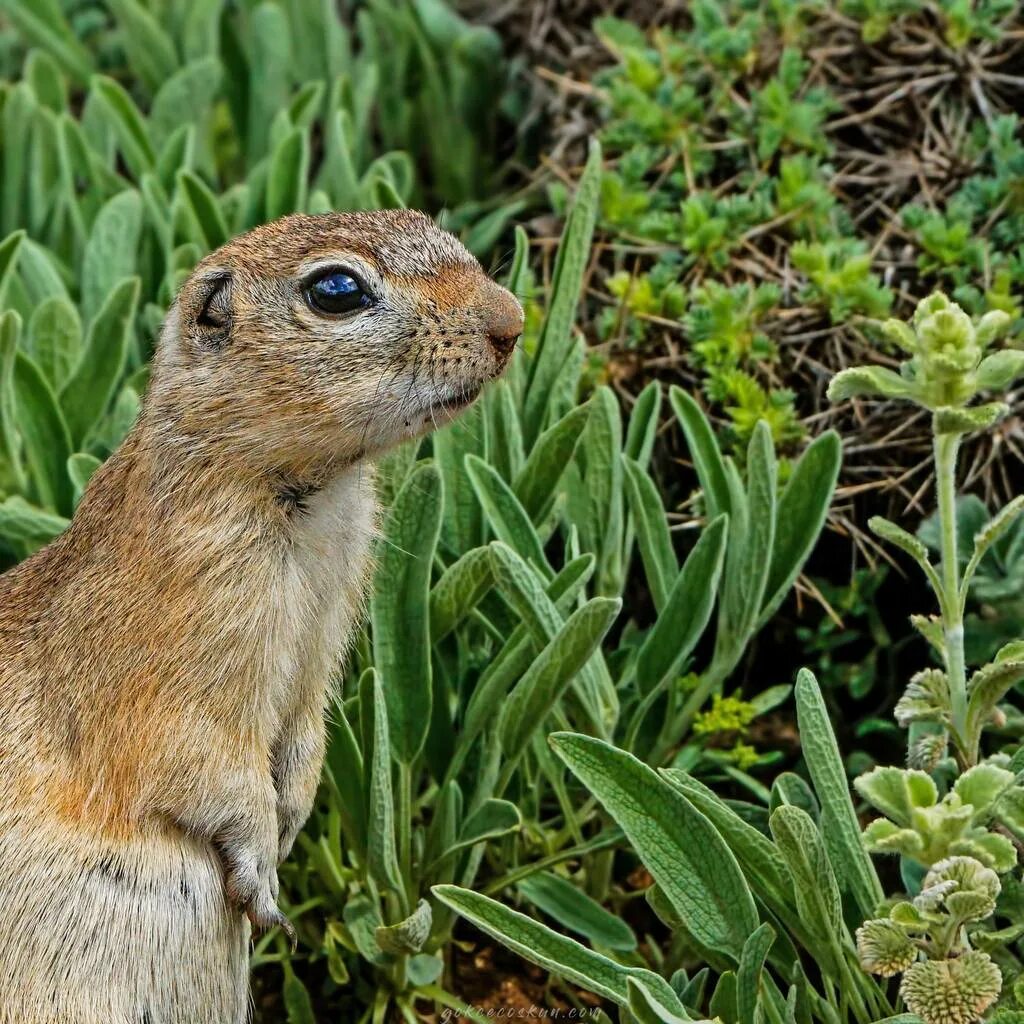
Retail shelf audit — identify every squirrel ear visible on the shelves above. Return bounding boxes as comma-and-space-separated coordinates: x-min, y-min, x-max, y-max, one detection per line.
191, 270, 234, 349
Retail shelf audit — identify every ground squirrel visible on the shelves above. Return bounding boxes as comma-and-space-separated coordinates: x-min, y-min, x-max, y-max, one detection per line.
0, 210, 523, 1024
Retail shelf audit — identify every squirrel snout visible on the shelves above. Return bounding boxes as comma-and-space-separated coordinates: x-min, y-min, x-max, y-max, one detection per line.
478, 282, 524, 358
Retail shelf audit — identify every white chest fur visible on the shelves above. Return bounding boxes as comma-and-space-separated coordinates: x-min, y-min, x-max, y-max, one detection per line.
262, 466, 377, 724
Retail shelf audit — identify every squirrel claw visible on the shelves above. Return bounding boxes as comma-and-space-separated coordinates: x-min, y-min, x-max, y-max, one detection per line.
246, 903, 296, 950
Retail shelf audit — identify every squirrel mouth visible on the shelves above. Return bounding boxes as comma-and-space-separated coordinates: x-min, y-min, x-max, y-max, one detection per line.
435, 384, 482, 413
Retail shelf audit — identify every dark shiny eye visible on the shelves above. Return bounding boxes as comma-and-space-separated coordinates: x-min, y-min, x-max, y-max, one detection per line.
305, 270, 372, 315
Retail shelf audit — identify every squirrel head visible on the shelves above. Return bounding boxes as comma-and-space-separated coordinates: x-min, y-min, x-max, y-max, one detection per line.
147, 210, 523, 475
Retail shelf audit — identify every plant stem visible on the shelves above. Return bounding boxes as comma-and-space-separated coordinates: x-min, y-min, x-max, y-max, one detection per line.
934, 430, 969, 760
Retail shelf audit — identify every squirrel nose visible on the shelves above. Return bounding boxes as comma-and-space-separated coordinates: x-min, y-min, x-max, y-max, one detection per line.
479, 282, 524, 358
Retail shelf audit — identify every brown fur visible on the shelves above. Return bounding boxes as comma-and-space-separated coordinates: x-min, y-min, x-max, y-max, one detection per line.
0, 211, 521, 1023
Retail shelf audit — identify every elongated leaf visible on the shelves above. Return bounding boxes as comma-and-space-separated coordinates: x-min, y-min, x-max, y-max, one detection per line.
624, 379, 661, 467
627, 977, 692, 1024
457, 553, 596, 759
467, 454, 550, 576
623, 456, 677, 612
0, 310, 26, 490
517, 872, 636, 952
376, 899, 431, 955
365, 672, 403, 895
670, 387, 731, 521
794, 669, 884, 917
429, 546, 494, 640
551, 734, 758, 960
0, 495, 68, 549
737, 922, 775, 1023
0, 0, 94, 83
179, 171, 229, 252
428, 799, 522, 873
150, 57, 223, 148
487, 543, 611, 735
500, 598, 620, 754
26, 296, 81, 389
513, 402, 590, 523
266, 127, 310, 221
12, 349, 73, 514
759, 431, 840, 626
523, 139, 601, 445
105, 0, 180, 96
636, 515, 727, 694
60, 277, 140, 449
91, 76, 156, 177
869, 515, 942, 595
661, 771, 800, 937
432, 885, 676, 1008
371, 462, 443, 763
769, 806, 844, 972
81, 191, 142, 324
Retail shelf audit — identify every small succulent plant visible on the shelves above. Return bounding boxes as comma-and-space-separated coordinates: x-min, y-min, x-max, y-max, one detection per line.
858, 857, 1004, 1024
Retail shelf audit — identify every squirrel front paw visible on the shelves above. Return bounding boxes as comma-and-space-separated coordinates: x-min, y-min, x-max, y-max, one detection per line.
223, 850, 297, 948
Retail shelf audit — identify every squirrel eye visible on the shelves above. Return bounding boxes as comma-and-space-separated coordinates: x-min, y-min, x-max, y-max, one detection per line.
305, 270, 371, 316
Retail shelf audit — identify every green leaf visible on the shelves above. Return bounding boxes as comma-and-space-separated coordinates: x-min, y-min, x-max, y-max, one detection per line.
517, 872, 637, 952
364, 671, 404, 895
635, 514, 727, 694
769, 806, 843, 965
962, 495, 1024, 600
513, 401, 590, 523
26, 296, 81, 389
0, 0, 95, 83
737, 922, 776, 1024
0, 230, 26, 305
720, 421, 776, 644
150, 57, 223, 149
12, 349, 72, 514
432, 885, 677, 1008
81, 191, 142, 325
429, 546, 494, 641
371, 462, 443, 763
975, 349, 1024, 392
827, 366, 917, 402
178, 171, 229, 252
551, 733, 759, 960
623, 456, 677, 612
91, 76, 156, 177
0, 310, 27, 491
105, 0, 180, 97
500, 597, 620, 754
759, 430, 841, 627
794, 669, 884, 917
456, 553, 595, 760
246, 2, 294, 165
523, 139, 601, 445
375, 899, 431, 955
966, 656, 1024, 743
624, 379, 662, 467
60, 277, 140, 449
869, 516, 943, 597
934, 402, 1007, 435
626, 977, 691, 1024
67, 453, 101, 504
670, 387, 731, 521
853, 767, 937, 826
467, 454, 551, 577
266, 127, 310, 221
282, 963, 316, 1024
662, 771, 805, 945
456, 799, 521, 851
0, 495, 68, 549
